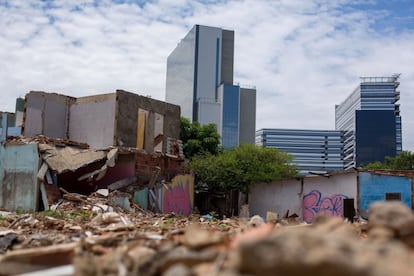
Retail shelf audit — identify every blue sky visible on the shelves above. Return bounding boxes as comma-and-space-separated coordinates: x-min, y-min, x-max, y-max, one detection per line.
350, 1, 414, 32
1, 0, 414, 150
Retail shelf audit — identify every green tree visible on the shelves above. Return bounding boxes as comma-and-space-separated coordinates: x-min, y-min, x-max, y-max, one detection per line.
364, 151, 414, 170
363, 161, 384, 170
190, 144, 297, 193
180, 117, 221, 159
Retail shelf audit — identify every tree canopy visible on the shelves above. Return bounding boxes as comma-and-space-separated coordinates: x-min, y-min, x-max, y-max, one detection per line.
180, 117, 221, 159
364, 151, 414, 170
190, 143, 298, 193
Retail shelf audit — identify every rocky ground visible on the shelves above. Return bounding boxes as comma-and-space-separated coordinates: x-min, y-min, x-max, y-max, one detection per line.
1, 192, 414, 276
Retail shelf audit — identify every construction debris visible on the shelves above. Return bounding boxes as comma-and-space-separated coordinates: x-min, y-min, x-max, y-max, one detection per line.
0, 201, 414, 275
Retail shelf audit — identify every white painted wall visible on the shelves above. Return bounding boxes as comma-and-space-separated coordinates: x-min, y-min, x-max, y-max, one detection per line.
303, 173, 357, 199
69, 94, 116, 149
249, 179, 303, 219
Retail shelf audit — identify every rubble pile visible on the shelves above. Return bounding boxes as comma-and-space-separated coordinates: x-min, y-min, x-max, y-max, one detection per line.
1, 199, 414, 275
4, 135, 90, 149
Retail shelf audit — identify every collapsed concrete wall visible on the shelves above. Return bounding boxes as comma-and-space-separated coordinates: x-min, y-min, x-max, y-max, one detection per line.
0, 134, 189, 213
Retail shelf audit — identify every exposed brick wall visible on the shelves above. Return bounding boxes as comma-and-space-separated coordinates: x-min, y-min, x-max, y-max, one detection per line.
135, 151, 190, 183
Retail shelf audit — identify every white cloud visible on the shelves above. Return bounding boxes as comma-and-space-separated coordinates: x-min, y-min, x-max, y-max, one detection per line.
1, 0, 413, 150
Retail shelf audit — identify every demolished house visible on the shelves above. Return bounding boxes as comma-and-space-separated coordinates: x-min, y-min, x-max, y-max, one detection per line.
23, 90, 180, 152
0, 90, 193, 215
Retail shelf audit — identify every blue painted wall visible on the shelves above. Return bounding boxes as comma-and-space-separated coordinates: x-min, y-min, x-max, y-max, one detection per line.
0, 143, 39, 211
359, 172, 412, 212
0, 127, 22, 137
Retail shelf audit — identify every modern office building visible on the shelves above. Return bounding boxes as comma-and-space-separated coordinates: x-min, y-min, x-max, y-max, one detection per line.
165, 25, 256, 148
335, 74, 402, 169
257, 74, 402, 174
256, 129, 345, 174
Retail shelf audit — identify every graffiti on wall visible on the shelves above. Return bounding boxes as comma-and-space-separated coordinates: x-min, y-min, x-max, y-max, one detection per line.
162, 174, 194, 216
302, 190, 348, 223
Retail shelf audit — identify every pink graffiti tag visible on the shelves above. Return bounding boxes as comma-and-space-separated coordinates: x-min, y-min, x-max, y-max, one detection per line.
302, 190, 348, 223
163, 178, 192, 216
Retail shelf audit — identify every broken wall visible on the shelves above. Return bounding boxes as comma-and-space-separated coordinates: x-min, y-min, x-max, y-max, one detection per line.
23, 91, 181, 153
135, 151, 189, 184
69, 94, 117, 149
249, 171, 358, 223
0, 143, 39, 211
115, 90, 180, 153
23, 92, 74, 139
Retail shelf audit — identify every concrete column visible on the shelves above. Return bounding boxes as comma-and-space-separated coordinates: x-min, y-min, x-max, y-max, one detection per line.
1, 112, 8, 143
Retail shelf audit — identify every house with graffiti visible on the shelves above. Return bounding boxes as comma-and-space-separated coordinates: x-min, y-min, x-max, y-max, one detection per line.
249, 170, 414, 223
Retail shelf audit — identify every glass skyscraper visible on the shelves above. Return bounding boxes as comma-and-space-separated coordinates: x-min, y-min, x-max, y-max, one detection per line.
257, 74, 402, 174
165, 25, 256, 148
335, 74, 401, 169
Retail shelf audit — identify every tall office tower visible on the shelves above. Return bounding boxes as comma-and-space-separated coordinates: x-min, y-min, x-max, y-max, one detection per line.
165, 25, 256, 148
335, 74, 402, 169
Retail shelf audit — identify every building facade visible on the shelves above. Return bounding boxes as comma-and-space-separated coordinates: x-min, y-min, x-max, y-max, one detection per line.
165, 25, 256, 148
256, 129, 344, 174
335, 74, 402, 169
257, 74, 402, 174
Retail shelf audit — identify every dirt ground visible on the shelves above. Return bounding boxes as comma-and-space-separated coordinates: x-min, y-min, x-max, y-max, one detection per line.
1, 192, 414, 276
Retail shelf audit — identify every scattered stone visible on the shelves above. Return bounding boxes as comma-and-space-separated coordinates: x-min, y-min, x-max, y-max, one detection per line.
248, 215, 264, 228
96, 189, 109, 197
368, 201, 414, 247
369, 201, 414, 232
0, 234, 18, 253
163, 263, 193, 276
1, 194, 414, 276
233, 216, 414, 276
239, 205, 249, 218
0, 242, 77, 275
266, 211, 278, 223
181, 224, 223, 249
90, 212, 134, 231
